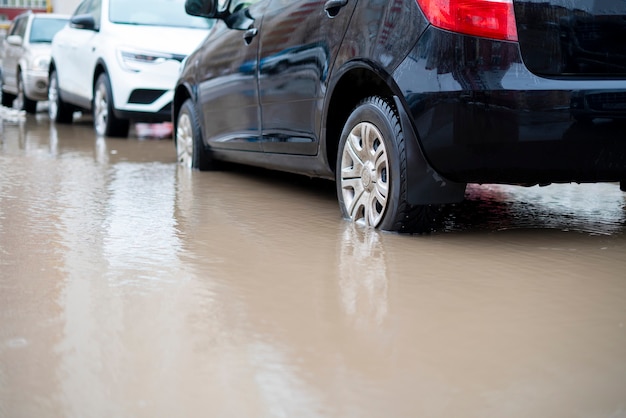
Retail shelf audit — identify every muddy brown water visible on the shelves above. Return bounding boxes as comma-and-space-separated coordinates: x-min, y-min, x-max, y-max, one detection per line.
1, 114, 626, 418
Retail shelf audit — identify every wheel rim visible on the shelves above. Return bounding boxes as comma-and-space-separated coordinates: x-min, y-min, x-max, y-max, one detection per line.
94, 82, 108, 136
176, 112, 194, 168
48, 76, 58, 120
340, 121, 389, 228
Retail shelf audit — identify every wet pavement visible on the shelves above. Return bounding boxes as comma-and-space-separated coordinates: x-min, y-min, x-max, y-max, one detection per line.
1, 111, 626, 418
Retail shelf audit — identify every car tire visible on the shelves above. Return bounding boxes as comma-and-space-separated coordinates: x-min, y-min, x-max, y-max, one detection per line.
17, 73, 38, 114
176, 98, 213, 170
93, 73, 130, 138
336, 96, 442, 233
0, 76, 15, 108
48, 69, 74, 123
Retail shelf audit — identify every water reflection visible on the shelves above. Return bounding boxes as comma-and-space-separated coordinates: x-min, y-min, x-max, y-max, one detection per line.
338, 224, 388, 327
49, 122, 59, 156
95, 136, 109, 165
2, 120, 626, 417
103, 163, 182, 285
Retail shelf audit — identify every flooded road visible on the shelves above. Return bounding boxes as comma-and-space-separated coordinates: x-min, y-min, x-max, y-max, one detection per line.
1, 113, 626, 418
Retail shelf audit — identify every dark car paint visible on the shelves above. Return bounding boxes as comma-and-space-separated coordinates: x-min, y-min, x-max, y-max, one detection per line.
396, 26, 626, 186
190, 2, 267, 153
175, 0, 626, 206
257, 0, 355, 156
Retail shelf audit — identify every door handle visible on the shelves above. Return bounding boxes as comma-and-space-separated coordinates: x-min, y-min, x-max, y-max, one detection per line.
243, 28, 258, 45
324, 0, 348, 17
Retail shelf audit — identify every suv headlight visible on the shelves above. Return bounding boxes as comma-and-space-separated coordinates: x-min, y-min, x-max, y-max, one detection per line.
31, 55, 51, 72
117, 48, 175, 72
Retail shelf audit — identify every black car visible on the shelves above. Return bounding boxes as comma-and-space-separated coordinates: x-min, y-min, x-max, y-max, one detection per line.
174, 0, 626, 233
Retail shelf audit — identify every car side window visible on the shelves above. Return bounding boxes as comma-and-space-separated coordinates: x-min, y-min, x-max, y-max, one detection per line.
73, 0, 92, 16
87, 0, 102, 29
7, 18, 17, 35
71, 0, 101, 29
9, 16, 26, 38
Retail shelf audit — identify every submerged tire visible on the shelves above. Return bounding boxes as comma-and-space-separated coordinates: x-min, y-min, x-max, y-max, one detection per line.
176, 99, 213, 170
0, 76, 15, 108
17, 73, 38, 114
336, 96, 442, 233
93, 73, 130, 138
48, 69, 74, 123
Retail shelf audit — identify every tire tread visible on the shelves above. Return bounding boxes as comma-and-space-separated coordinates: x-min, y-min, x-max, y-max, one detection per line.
351, 96, 442, 234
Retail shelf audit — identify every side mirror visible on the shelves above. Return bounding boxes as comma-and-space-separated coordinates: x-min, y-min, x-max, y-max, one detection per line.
185, 0, 230, 19
6, 35, 22, 46
70, 14, 96, 30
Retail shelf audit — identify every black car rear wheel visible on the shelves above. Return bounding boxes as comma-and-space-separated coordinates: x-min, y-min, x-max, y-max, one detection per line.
336, 96, 441, 233
176, 99, 213, 170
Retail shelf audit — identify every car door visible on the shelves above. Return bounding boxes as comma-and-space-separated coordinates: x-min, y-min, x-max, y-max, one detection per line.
257, 0, 357, 155
53, 0, 101, 105
2, 15, 28, 91
195, 0, 268, 152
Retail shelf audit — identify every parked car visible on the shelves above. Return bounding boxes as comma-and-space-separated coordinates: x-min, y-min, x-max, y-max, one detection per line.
0, 11, 68, 113
48, 0, 212, 137
174, 0, 626, 233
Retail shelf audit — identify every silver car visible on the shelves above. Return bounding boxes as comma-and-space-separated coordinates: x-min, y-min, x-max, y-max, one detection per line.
0, 12, 68, 113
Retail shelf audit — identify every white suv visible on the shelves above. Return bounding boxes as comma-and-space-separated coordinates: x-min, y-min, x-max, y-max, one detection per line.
49, 0, 211, 137
0, 12, 69, 113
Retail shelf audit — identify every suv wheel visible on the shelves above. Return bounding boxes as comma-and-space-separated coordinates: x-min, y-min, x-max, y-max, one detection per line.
48, 69, 73, 123
336, 96, 442, 233
93, 73, 129, 138
176, 99, 213, 170
0, 76, 15, 108
17, 73, 38, 114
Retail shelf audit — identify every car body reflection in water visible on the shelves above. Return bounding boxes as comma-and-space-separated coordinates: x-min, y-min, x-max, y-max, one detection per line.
338, 224, 388, 328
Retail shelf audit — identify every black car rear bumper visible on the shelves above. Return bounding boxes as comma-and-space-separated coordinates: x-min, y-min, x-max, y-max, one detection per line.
395, 27, 626, 186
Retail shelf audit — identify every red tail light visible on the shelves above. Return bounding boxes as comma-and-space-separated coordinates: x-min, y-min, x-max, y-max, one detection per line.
416, 0, 518, 41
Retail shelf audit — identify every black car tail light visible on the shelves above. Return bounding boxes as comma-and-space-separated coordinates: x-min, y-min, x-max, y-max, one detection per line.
416, 0, 518, 41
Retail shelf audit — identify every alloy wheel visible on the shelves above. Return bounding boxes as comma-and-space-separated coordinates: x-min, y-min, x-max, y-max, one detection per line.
15, 78, 24, 110
339, 121, 389, 227
93, 82, 108, 136
48, 76, 59, 120
176, 112, 194, 168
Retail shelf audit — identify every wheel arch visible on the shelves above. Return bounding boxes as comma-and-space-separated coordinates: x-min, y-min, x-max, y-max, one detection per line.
17, 54, 29, 75
48, 59, 57, 79
15, 64, 30, 100
324, 63, 391, 175
173, 84, 191, 139
92, 59, 109, 105
325, 62, 466, 206
47, 59, 64, 102
173, 83, 199, 144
